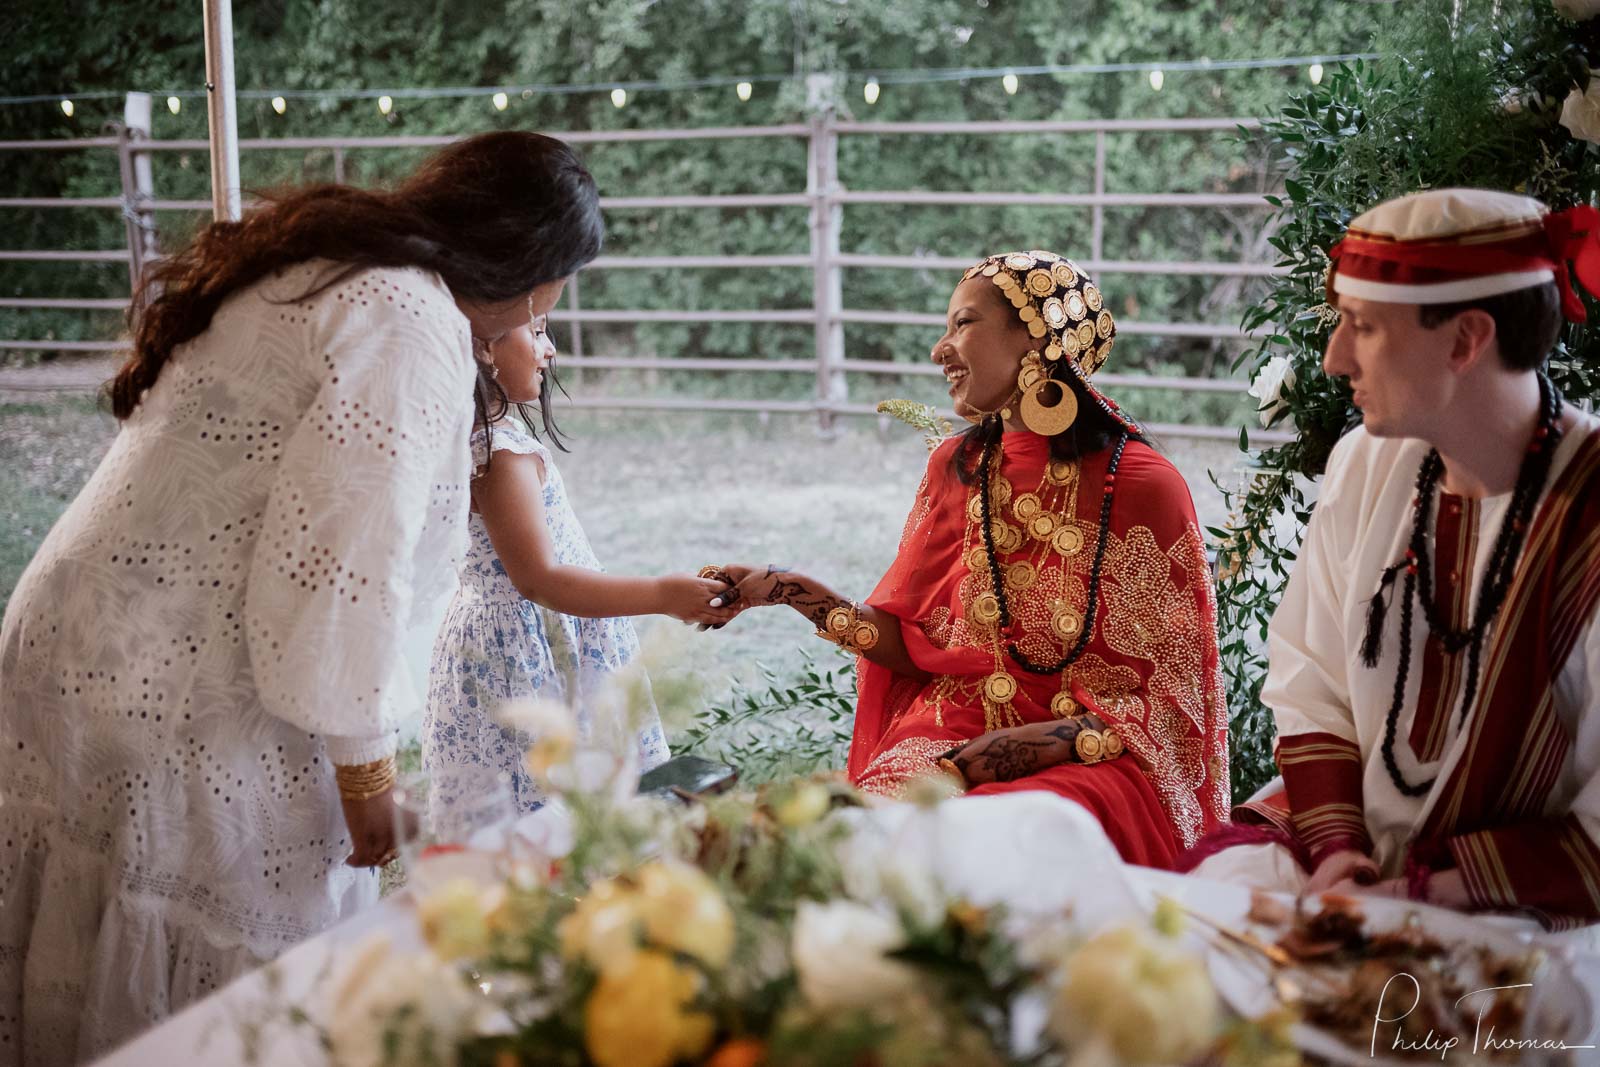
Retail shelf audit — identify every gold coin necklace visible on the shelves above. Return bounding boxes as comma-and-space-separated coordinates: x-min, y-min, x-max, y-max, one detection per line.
977, 432, 1129, 675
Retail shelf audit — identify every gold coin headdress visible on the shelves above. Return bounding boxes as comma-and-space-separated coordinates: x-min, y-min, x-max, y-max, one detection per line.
962, 250, 1140, 436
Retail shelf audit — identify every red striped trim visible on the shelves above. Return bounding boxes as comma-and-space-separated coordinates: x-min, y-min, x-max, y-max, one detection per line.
1416, 428, 1600, 925
1449, 814, 1600, 926
1276, 731, 1372, 862
1409, 496, 1477, 761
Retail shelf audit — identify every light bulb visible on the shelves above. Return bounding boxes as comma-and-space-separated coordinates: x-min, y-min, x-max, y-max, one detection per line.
863, 80, 880, 105
492, 91, 509, 111
1148, 70, 1165, 91
60, 99, 74, 117
610, 88, 627, 108
167, 96, 181, 115
377, 95, 393, 116
271, 96, 287, 115
1002, 73, 1019, 95
736, 81, 753, 102
1309, 63, 1324, 85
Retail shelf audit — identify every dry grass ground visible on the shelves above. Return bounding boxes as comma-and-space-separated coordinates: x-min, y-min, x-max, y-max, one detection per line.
0, 390, 1244, 715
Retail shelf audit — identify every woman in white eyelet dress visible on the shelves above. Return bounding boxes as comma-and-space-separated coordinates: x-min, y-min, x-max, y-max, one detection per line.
0, 131, 609, 1065
423, 418, 670, 816
0, 262, 475, 1064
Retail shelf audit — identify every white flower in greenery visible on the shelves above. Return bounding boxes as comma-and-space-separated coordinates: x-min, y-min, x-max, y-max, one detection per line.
791, 901, 919, 1012
416, 878, 498, 961
1047, 925, 1218, 1066
880, 859, 948, 932
1560, 76, 1600, 145
329, 935, 478, 1067
1554, 0, 1600, 20
1247, 355, 1297, 429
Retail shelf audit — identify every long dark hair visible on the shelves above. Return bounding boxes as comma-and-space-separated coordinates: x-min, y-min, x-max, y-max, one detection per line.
950, 371, 1142, 484
111, 131, 604, 419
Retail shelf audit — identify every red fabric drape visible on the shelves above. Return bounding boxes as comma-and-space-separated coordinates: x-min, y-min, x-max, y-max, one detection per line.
848, 431, 1230, 866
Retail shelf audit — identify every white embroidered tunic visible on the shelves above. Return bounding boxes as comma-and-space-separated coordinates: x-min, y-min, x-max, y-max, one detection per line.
1194, 415, 1600, 929
0, 262, 474, 1064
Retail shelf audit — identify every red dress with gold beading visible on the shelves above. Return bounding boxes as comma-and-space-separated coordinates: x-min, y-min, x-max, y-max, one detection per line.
848, 431, 1230, 868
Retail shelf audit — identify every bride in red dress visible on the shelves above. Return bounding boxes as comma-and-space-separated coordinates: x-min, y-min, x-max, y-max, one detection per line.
716, 251, 1229, 868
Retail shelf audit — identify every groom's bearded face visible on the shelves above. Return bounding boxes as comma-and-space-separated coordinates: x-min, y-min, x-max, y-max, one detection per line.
933, 278, 1032, 421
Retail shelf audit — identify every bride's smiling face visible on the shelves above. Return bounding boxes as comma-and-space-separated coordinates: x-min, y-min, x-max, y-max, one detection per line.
930, 277, 1032, 421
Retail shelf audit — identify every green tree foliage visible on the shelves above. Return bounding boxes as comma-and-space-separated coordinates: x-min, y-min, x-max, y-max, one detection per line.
4, 0, 1381, 409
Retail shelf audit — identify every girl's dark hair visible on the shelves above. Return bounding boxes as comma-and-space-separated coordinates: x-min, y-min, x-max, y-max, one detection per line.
950, 368, 1143, 484
474, 356, 571, 456
110, 130, 604, 419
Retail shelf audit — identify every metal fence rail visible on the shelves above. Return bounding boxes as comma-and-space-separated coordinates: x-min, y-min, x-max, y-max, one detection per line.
0, 100, 1289, 441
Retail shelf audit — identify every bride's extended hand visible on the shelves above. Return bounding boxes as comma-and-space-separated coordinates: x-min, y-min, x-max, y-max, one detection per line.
710, 563, 798, 609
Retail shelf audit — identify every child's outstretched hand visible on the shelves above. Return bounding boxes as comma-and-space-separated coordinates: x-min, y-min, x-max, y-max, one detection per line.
657, 573, 743, 626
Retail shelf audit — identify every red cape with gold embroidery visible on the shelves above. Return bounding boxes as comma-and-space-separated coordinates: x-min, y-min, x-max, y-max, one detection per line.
849, 431, 1230, 866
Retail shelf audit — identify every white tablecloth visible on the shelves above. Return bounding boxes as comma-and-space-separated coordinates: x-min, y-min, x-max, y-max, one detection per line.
91, 793, 1600, 1066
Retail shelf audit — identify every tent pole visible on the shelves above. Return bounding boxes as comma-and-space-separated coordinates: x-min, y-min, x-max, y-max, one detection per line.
202, 0, 241, 220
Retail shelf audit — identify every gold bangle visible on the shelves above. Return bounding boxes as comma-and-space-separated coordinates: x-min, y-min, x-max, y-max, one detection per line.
937, 757, 966, 785
814, 602, 880, 653
335, 756, 396, 801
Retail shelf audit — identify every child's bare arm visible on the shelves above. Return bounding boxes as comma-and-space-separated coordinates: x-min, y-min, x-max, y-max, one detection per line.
473, 450, 735, 625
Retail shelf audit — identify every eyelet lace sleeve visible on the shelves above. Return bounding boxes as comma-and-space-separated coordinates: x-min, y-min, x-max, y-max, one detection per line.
245, 268, 474, 763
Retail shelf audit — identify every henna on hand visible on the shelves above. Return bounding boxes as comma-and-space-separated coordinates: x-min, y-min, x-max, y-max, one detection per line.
752, 567, 846, 627
949, 717, 1102, 784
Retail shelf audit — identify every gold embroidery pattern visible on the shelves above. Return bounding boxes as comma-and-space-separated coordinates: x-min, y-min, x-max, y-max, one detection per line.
898, 472, 935, 554
880, 441, 1228, 847
855, 736, 957, 798
1091, 521, 1228, 844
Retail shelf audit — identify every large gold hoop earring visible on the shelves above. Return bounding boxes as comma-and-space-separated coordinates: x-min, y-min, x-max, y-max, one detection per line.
1019, 377, 1077, 436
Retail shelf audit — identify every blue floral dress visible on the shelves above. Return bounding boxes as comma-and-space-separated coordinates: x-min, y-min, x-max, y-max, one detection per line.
423, 419, 669, 817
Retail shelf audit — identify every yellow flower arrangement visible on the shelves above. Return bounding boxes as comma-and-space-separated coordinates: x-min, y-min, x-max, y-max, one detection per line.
583, 949, 716, 1067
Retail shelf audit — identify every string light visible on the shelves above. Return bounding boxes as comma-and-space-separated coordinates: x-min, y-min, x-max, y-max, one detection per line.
271, 96, 286, 114
1002, 73, 1019, 95
166, 96, 181, 114
60, 99, 74, 117
7, 54, 1380, 113
1148, 69, 1165, 91
863, 80, 880, 104
377, 95, 393, 115
610, 87, 627, 108
492, 91, 509, 110
1309, 63, 1325, 85
736, 81, 753, 102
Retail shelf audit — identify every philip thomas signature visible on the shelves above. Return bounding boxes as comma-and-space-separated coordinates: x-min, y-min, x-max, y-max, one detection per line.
1372, 974, 1596, 1060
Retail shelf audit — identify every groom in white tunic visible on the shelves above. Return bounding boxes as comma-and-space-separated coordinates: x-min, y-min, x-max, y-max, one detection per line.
1190, 188, 1600, 930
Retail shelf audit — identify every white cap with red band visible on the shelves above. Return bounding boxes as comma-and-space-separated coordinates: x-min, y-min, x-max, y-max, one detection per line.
1328, 187, 1600, 323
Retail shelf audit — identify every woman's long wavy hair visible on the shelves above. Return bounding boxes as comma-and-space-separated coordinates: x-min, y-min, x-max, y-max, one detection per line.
110, 131, 604, 420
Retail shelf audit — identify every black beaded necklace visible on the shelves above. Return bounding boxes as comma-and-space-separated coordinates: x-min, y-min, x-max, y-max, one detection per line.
1362, 373, 1564, 797
977, 428, 1129, 674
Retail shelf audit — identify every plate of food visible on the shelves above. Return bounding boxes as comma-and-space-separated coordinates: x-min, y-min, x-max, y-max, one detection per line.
1191, 892, 1596, 1066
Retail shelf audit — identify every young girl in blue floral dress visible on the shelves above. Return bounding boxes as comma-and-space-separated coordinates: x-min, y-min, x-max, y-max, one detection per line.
423, 310, 734, 817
